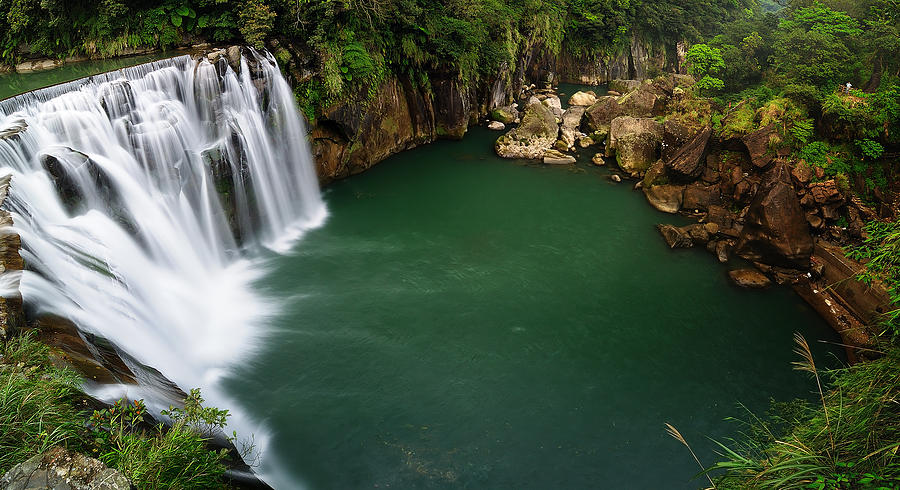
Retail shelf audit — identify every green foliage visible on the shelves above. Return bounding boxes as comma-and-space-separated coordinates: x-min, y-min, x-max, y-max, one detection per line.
93, 388, 230, 489
238, 0, 276, 49
0, 332, 86, 474
686, 44, 725, 96
1, 332, 236, 488
848, 221, 900, 334
855, 138, 884, 160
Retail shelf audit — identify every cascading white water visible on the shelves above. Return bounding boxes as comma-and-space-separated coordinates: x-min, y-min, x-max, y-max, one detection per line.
0, 49, 326, 486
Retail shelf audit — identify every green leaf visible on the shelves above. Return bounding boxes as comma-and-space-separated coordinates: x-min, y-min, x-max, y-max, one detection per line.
197, 15, 209, 27
170, 13, 183, 27
175, 6, 190, 16
340, 66, 348, 73
187, 7, 197, 18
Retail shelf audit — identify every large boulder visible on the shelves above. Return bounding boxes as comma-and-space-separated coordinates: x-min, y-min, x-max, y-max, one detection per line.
736, 163, 814, 269
0, 447, 132, 490
542, 95, 564, 118
582, 85, 664, 137
609, 79, 642, 94
644, 184, 684, 214
608, 116, 663, 175
740, 124, 778, 170
560, 106, 586, 149
491, 105, 518, 125
582, 96, 619, 135
568, 91, 597, 107
495, 102, 558, 160
665, 127, 712, 182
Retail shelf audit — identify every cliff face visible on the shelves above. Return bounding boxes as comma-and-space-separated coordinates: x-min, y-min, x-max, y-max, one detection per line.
294, 36, 683, 184
0, 174, 25, 341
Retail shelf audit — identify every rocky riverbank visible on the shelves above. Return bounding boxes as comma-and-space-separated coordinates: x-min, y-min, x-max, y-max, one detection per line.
482, 76, 892, 356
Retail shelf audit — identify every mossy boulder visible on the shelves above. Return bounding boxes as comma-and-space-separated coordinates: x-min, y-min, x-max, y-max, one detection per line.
607, 116, 663, 175
495, 102, 558, 160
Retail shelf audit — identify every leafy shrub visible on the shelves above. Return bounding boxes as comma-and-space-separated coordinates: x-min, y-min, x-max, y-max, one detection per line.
93, 388, 230, 489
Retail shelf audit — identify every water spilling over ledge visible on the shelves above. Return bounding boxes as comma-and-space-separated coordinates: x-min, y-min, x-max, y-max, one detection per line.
0, 48, 326, 484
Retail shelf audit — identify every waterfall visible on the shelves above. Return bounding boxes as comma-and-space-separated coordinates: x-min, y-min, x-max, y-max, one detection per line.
0, 48, 326, 486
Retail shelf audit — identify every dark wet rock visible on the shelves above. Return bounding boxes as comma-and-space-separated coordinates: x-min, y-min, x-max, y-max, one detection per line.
665, 127, 711, 182
808, 180, 843, 205
728, 269, 772, 288
682, 183, 720, 212
740, 124, 778, 171
736, 163, 814, 269
644, 184, 684, 214
657, 224, 693, 249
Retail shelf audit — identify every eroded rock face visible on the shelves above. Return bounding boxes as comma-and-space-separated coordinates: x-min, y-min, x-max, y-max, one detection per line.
736, 164, 814, 269
0, 447, 132, 490
495, 101, 559, 160
608, 116, 663, 175
0, 175, 25, 341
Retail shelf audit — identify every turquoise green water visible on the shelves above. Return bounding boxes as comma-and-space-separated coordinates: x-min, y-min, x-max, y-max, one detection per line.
227, 127, 844, 489
0, 52, 176, 100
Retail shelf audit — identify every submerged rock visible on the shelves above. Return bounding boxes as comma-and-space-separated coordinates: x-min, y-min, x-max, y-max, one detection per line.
728, 269, 772, 289
543, 149, 576, 165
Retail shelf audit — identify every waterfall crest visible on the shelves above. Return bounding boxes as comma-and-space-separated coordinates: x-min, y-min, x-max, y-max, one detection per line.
0, 48, 326, 484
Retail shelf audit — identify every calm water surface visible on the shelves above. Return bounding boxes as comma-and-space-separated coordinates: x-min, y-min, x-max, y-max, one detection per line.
227, 127, 843, 489
0, 52, 177, 100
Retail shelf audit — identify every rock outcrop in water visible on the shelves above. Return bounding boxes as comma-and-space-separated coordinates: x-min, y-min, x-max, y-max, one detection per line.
495, 101, 559, 159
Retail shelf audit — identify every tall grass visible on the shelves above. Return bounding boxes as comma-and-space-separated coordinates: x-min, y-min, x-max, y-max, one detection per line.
693, 335, 900, 489
1, 332, 232, 488
0, 332, 87, 473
